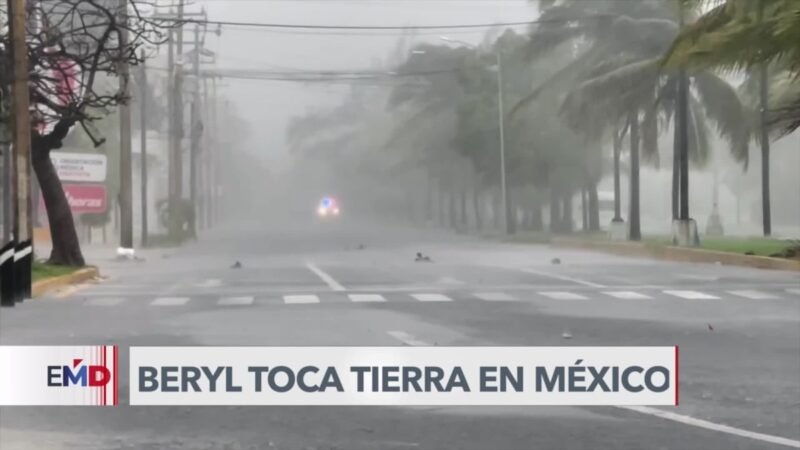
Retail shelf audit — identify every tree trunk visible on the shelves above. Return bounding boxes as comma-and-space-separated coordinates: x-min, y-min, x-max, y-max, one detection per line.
671, 99, 680, 220
588, 181, 600, 231
629, 111, 642, 241
561, 193, 574, 234
759, 63, 772, 236
531, 200, 543, 231
580, 188, 588, 231
32, 144, 86, 266
425, 177, 434, 223
472, 188, 483, 232
678, 72, 690, 221
549, 188, 561, 232
448, 190, 457, 230
460, 189, 468, 230
613, 128, 623, 221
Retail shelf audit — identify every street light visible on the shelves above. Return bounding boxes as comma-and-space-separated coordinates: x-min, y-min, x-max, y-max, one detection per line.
440, 36, 512, 235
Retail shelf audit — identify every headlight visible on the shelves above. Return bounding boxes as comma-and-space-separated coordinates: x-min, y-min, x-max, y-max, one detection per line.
317, 207, 327, 216
333, 208, 340, 215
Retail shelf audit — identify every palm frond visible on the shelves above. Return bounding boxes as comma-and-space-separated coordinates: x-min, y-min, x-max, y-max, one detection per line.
691, 72, 750, 166
687, 96, 712, 167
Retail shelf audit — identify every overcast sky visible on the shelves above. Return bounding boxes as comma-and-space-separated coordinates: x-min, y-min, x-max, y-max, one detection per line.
193, 0, 537, 160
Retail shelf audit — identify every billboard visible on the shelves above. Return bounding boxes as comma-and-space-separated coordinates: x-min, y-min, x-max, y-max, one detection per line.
39, 184, 107, 215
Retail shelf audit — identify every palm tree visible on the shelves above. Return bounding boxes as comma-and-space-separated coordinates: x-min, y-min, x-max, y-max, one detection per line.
518, 0, 748, 242
664, 0, 800, 236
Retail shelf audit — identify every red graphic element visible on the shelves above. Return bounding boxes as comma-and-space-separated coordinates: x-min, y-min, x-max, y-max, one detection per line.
73, 358, 82, 368
39, 184, 107, 215
674, 346, 679, 406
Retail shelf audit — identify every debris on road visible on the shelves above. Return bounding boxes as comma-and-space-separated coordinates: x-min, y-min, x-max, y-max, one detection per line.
231, 261, 242, 269
561, 330, 573, 339
708, 323, 714, 331
415, 252, 432, 262
551, 258, 561, 265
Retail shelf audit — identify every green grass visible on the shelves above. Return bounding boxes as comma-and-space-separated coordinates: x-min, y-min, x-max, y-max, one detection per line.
32, 263, 79, 282
643, 236, 796, 257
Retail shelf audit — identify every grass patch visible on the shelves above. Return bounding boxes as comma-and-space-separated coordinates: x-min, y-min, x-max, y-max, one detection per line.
642, 235, 797, 257
32, 263, 79, 282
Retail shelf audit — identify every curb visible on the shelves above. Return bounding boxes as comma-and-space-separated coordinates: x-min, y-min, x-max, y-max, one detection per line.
32, 266, 100, 298
551, 238, 800, 272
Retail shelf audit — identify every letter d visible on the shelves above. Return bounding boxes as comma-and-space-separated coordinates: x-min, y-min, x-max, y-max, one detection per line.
89, 366, 111, 387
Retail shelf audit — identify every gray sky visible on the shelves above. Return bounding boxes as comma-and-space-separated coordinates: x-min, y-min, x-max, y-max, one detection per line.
195, 0, 537, 160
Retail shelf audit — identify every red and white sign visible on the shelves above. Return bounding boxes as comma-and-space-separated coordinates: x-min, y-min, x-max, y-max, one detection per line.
40, 184, 107, 215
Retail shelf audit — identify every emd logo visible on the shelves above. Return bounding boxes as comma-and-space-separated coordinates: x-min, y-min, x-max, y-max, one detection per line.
48, 358, 111, 387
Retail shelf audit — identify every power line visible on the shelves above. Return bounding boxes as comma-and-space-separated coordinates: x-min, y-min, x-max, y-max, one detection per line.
157, 14, 609, 31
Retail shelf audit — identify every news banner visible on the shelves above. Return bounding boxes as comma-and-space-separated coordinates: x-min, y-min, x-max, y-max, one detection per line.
0, 346, 678, 406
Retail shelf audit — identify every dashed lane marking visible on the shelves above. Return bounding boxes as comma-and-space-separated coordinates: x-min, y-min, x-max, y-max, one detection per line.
474, 292, 516, 302
519, 267, 607, 288
150, 297, 190, 306
284, 294, 320, 304
411, 293, 453, 302
727, 290, 780, 300
786, 288, 800, 296
305, 263, 346, 291
349, 294, 387, 302
218, 296, 255, 306
603, 291, 653, 300
663, 290, 720, 300
538, 291, 588, 301
84, 297, 125, 306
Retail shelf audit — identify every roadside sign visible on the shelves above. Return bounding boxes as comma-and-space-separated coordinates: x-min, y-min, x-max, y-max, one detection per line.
39, 184, 107, 215
50, 152, 107, 182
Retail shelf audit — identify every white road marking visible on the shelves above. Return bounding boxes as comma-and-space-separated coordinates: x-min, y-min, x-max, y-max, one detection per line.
727, 290, 780, 300
663, 290, 719, 300
150, 297, 190, 306
386, 331, 431, 346
538, 291, 588, 301
437, 277, 464, 285
349, 294, 387, 302
305, 263, 346, 291
195, 279, 222, 288
474, 292, 516, 302
284, 294, 320, 304
218, 296, 254, 306
84, 297, 125, 306
520, 267, 607, 288
786, 288, 800, 296
603, 291, 652, 300
618, 406, 800, 449
411, 293, 453, 302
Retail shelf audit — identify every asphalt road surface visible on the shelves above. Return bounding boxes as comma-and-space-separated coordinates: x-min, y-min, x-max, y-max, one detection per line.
2, 218, 799, 450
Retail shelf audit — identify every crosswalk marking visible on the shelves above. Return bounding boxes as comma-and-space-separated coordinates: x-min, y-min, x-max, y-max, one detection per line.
218, 296, 254, 306
284, 294, 320, 304
727, 290, 780, 300
786, 288, 800, 296
411, 293, 453, 302
663, 290, 719, 300
84, 298, 125, 306
474, 292, 516, 302
603, 291, 653, 300
539, 291, 588, 301
150, 297, 190, 306
349, 294, 387, 302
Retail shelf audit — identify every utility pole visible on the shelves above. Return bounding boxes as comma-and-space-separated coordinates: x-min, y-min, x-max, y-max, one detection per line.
118, 0, 134, 255
8, 0, 33, 302
189, 23, 200, 232
174, 0, 185, 200
139, 52, 148, 247
166, 19, 176, 214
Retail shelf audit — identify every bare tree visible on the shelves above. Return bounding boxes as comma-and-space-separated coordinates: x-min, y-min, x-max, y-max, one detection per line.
1, 0, 167, 265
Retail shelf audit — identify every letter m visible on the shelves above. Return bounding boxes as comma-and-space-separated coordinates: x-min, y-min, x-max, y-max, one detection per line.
63, 366, 87, 387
